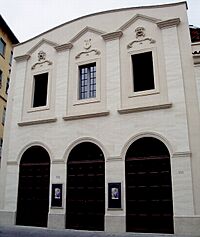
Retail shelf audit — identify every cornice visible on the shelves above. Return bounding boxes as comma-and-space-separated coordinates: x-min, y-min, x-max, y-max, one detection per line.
63, 111, 109, 121
55, 43, 73, 52
157, 18, 180, 29
118, 103, 172, 114
102, 31, 123, 41
193, 54, 200, 65
14, 54, 30, 62
18, 117, 57, 126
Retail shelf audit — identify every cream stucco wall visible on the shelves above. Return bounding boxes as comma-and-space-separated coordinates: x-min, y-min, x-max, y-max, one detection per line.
1, 1, 200, 235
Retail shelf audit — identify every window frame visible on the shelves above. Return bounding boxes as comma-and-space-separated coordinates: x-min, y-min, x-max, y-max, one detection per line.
74, 59, 100, 105
2, 107, 6, 126
128, 47, 159, 98
6, 77, 10, 94
0, 38, 6, 57
28, 69, 51, 112
0, 70, 2, 89
79, 62, 96, 100
9, 51, 13, 65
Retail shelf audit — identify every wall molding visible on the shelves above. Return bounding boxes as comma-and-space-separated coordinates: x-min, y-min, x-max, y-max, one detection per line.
63, 111, 109, 121
157, 18, 180, 29
102, 31, 123, 41
18, 118, 57, 126
14, 54, 30, 62
118, 103, 172, 114
172, 151, 191, 158
55, 43, 73, 52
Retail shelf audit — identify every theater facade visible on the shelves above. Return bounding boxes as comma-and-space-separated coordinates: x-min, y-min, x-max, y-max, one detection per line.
0, 1, 200, 235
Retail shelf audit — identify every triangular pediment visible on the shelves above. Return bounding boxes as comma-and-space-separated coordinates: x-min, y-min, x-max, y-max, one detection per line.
27, 38, 59, 55
118, 14, 161, 31
70, 26, 106, 43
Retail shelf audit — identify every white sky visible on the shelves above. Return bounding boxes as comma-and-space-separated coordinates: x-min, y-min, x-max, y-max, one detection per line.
1, 0, 200, 42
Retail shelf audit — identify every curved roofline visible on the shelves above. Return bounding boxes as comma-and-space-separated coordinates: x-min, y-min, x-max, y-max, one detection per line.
17, 1, 187, 46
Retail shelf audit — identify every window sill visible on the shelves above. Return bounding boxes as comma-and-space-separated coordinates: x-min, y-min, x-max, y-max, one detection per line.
118, 102, 172, 114
128, 89, 159, 98
27, 105, 50, 113
18, 117, 57, 126
63, 111, 109, 121
73, 98, 100, 106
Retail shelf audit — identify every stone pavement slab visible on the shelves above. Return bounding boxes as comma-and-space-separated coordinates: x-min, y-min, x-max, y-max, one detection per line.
0, 226, 198, 237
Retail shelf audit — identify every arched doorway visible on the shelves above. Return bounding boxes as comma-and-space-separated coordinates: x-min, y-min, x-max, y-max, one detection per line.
125, 137, 174, 233
66, 142, 105, 231
16, 146, 50, 227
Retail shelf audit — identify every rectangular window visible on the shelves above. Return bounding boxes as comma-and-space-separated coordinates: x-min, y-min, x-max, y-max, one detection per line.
2, 107, 6, 126
132, 51, 155, 92
6, 77, 10, 94
0, 70, 2, 88
9, 51, 13, 65
0, 138, 3, 159
0, 38, 6, 57
79, 63, 96, 99
32, 72, 48, 107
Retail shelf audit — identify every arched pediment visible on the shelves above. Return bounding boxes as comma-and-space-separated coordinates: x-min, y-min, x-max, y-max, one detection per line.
27, 38, 59, 55
118, 14, 161, 31
69, 26, 106, 43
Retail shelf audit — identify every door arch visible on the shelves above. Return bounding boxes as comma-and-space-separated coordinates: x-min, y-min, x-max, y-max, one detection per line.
66, 142, 105, 231
16, 146, 50, 227
125, 137, 174, 233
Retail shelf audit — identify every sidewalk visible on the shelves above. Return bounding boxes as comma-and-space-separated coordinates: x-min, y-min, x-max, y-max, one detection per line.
0, 226, 198, 237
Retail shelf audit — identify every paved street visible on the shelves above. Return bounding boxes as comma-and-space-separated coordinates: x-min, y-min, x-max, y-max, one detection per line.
0, 226, 198, 237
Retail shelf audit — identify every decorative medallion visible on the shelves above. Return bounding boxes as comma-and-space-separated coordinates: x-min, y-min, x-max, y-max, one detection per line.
38, 50, 46, 61
127, 26, 156, 49
83, 39, 91, 50
135, 27, 145, 38
75, 38, 101, 59
31, 50, 53, 70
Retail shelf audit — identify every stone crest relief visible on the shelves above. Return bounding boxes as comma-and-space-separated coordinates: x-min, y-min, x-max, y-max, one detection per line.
31, 50, 53, 70
75, 38, 101, 59
127, 26, 156, 49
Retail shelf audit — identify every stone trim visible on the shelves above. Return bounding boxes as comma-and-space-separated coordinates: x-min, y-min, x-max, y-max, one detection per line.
14, 54, 30, 62
63, 111, 109, 121
106, 156, 122, 162
18, 118, 57, 126
193, 54, 200, 65
102, 31, 123, 41
7, 161, 18, 165
118, 103, 172, 114
157, 18, 180, 29
27, 38, 58, 55
172, 151, 191, 158
55, 43, 73, 52
51, 159, 65, 164
70, 26, 106, 43
118, 14, 160, 31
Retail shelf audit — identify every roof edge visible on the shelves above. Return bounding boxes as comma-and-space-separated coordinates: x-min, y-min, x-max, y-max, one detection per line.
0, 15, 19, 44
17, 1, 187, 46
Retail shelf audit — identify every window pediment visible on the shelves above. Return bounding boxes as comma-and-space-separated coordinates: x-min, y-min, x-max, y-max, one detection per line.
69, 26, 106, 43
118, 14, 160, 32
27, 38, 58, 55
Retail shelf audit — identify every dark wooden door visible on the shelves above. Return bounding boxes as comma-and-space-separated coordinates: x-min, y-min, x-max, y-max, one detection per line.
66, 159, 105, 230
16, 162, 50, 227
126, 156, 174, 233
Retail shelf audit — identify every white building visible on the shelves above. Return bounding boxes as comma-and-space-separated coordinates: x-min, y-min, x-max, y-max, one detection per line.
0, 1, 200, 235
